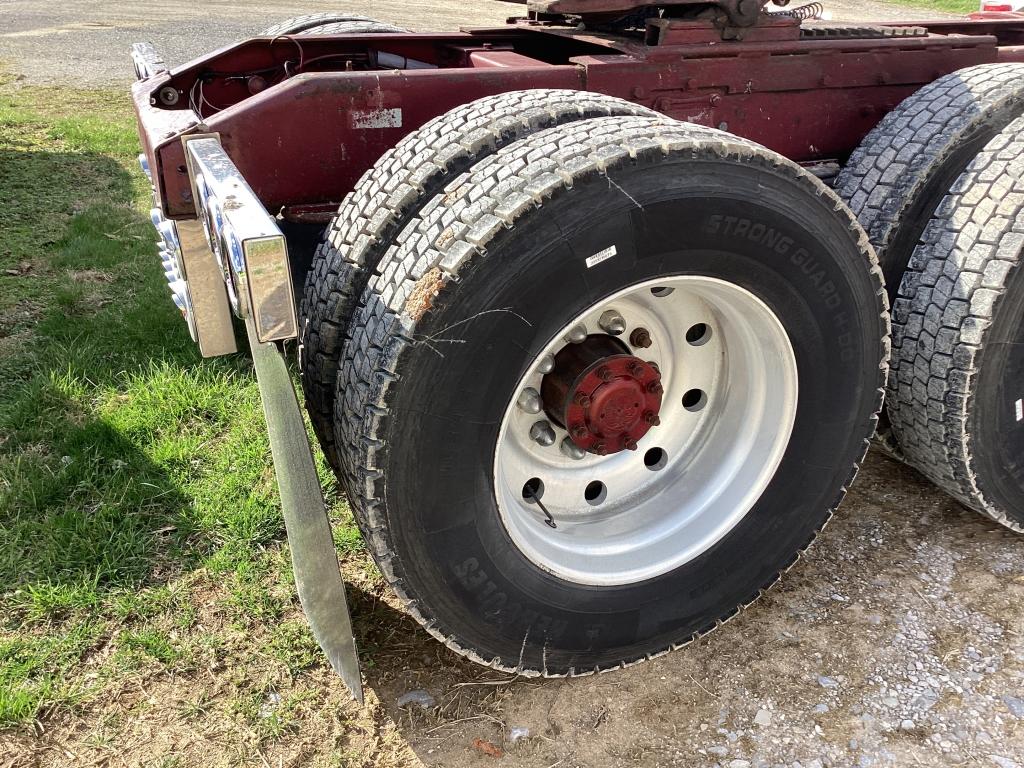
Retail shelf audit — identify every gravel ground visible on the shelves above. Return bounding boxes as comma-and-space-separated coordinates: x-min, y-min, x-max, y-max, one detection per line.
0, 0, 956, 86
4, 2, 1020, 767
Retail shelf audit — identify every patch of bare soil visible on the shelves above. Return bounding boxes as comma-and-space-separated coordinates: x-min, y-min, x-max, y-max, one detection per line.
11, 449, 1020, 768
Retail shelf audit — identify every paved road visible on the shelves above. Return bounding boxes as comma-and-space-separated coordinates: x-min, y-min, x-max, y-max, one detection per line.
0, 0, 957, 85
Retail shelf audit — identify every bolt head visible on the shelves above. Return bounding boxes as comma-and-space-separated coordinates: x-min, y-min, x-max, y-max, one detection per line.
516, 387, 542, 414
573, 392, 592, 408
537, 354, 555, 374
560, 437, 586, 460
598, 310, 626, 336
565, 324, 587, 344
647, 381, 663, 395
593, 442, 607, 455
629, 328, 652, 349
644, 411, 661, 427
624, 437, 638, 451
597, 366, 614, 382
529, 420, 556, 447
570, 424, 588, 439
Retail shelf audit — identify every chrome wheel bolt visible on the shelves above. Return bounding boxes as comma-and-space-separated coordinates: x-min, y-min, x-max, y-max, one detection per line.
530, 420, 556, 447
516, 387, 542, 414
565, 324, 587, 344
598, 310, 626, 336
560, 437, 586, 460
538, 354, 555, 374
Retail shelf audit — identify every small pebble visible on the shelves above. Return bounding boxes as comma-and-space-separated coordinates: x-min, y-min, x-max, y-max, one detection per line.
1002, 696, 1024, 719
818, 676, 839, 689
754, 709, 772, 726
508, 726, 530, 744
396, 689, 436, 709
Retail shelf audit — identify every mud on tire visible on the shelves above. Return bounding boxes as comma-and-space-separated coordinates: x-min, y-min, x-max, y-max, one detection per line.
332, 116, 889, 674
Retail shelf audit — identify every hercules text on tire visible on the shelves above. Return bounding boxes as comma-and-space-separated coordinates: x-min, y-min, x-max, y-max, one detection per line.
335, 117, 888, 674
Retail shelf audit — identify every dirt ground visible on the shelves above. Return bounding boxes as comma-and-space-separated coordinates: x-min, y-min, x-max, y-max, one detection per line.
3, 1, 1022, 767
6, 450, 1023, 768
0, 0, 956, 85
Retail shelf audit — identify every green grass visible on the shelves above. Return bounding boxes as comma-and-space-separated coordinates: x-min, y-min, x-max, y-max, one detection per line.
0, 74, 371, 733
883, 0, 978, 13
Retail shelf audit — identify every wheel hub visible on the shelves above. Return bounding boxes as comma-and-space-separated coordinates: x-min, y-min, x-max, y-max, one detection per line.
541, 335, 663, 455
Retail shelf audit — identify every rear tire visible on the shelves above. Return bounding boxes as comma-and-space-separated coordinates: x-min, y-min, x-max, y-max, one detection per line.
333, 117, 888, 674
299, 91, 658, 469
888, 116, 1024, 532
260, 14, 404, 36
836, 63, 1024, 300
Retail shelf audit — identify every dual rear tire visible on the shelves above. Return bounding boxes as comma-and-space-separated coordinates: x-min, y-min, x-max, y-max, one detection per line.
838, 64, 1024, 530
302, 95, 888, 672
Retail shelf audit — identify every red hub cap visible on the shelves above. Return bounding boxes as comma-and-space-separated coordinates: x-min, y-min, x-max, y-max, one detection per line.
541, 336, 663, 455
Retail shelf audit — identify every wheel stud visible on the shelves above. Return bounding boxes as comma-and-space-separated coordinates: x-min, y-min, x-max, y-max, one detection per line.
597, 366, 614, 382
630, 327, 652, 349
598, 310, 626, 336
530, 420, 556, 447
647, 361, 660, 374
594, 442, 607, 455
573, 392, 592, 408
560, 437, 587, 460
644, 411, 661, 426
517, 387, 542, 414
537, 354, 555, 374
628, 361, 645, 378
570, 423, 588, 439
623, 437, 638, 451
565, 324, 587, 344
647, 380, 663, 395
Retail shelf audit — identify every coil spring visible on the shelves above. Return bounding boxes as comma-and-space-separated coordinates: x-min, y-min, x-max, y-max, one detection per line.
768, 2, 824, 19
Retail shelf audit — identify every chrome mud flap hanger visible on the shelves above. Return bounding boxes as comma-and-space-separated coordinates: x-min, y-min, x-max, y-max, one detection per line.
182, 135, 363, 702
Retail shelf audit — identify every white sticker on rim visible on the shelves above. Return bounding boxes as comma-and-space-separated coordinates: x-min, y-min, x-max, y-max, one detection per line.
1016, 398, 1022, 422
586, 245, 617, 269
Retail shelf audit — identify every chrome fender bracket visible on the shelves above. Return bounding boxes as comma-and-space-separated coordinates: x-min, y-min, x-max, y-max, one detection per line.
182, 134, 298, 343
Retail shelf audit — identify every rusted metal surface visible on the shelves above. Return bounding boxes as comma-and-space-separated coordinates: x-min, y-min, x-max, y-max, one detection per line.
131, 17, 1024, 221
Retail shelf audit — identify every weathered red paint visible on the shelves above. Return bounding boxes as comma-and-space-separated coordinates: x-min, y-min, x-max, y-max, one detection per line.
131, 18, 1024, 221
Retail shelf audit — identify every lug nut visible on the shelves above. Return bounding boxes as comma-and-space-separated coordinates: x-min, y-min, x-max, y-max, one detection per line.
623, 437, 639, 451
529, 420, 556, 447
647, 361, 660, 374
598, 310, 626, 336
565, 324, 587, 344
560, 437, 587, 460
517, 387, 542, 414
644, 411, 661, 426
570, 423, 588, 439
630, 327, 652, 349
647, 381, 663, 395
594, 442, 607, 455
573, 392, 592, 408
538, 354, 555, 374
597, 366, 614, 382
628, 361, 645, 378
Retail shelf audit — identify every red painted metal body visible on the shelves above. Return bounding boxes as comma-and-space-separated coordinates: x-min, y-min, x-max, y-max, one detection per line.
131, 15, 1024, 222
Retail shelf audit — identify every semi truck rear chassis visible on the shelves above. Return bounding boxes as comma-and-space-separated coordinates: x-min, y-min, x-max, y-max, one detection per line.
131, 0, 1024, 701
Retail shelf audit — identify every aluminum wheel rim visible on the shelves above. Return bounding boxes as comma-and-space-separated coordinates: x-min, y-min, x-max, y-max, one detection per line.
493, 275, 799, 586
